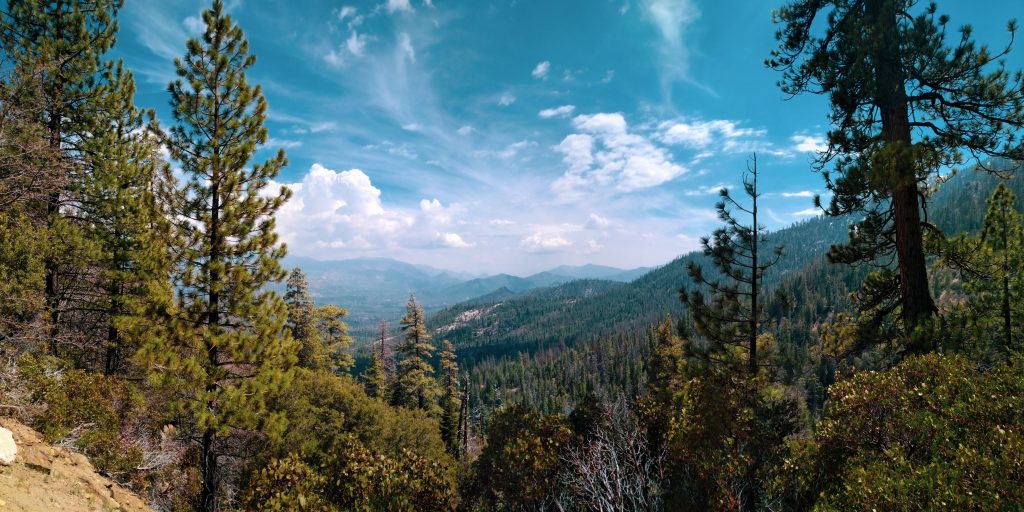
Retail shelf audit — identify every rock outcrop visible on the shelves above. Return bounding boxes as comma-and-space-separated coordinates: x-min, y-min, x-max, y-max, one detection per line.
0, 417, 152, 511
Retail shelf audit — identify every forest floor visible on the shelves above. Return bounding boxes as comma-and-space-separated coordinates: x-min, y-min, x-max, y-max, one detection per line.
0, 417, 151, 511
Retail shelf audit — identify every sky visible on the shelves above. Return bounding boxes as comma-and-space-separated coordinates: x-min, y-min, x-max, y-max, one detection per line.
112, 0, 1024, 275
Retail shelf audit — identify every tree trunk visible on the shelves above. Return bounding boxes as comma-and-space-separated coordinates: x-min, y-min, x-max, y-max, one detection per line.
868, 0, 935, 349
749, 156, 758, 376
199, 429, 217, 512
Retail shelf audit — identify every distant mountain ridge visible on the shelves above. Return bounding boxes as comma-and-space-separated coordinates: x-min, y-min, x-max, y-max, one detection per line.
280, 255, 651, 335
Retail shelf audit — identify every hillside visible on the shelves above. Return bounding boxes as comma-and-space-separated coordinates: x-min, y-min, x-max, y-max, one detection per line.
0, 418, 151, 512
440, 162, 1024, 413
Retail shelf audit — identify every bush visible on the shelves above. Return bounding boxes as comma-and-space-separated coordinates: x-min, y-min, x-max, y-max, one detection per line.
775, 354, 1024, 511
20, 354, 145, 475
242, 453, 335, 511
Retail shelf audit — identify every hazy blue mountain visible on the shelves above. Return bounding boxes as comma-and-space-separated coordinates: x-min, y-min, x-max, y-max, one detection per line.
281, 255, 649, 336
548, 264, 653, 281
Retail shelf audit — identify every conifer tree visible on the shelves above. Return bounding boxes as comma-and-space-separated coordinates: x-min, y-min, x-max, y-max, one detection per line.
769, 0, 1024, 352
439, 340, 461, 455
362, 351, 386, 398
76, 61, 172, 375
944, 182, 1024, 358
680, 155, 781, 375
0, 0, 123, 351
138, 2, 296, 509
284, 268, 325, 369
392, 295, 439, 413
316, 304, 353, 372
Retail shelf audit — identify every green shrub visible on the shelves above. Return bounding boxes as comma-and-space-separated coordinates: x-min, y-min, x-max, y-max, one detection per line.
775, 354, 1024, 511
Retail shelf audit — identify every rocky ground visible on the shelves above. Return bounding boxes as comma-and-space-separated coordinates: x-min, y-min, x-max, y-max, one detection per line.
0, 417, 151, 511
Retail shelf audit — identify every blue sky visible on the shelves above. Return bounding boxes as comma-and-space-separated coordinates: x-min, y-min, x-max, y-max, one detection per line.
113, 0, 1024, 275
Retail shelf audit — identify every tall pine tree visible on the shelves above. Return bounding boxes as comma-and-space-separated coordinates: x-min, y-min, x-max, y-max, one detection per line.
680, 155, 781, 375
439, 340, 461, 455
139, 2, 296, 509
77, 61, 172, 375
769, 0, 1024, 352
392, 295, 439, 414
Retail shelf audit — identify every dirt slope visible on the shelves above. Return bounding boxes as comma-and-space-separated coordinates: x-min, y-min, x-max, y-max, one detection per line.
0, 417, 151, 512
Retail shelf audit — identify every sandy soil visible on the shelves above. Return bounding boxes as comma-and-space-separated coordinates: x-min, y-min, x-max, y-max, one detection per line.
0, 417, 151, 512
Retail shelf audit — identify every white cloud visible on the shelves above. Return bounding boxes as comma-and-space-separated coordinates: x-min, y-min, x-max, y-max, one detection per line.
521, 232, 572, 252
265, 137, 303, 149
402, 122, 423, 132
457, 125, 474, 136
658, 119, 766, 152
489, 218, 516, 226
346, 31, 368, 56
339, 6, 357, 20
553, 112, 686, 198
684, 183, 728, 196
183, 15, 204, 35
791, 134, 828, 153
602, 70, 615, 83
398, 32, 416, 62
641, 0, 700, 86
498, 94, 516, 106
793, 207, 822, 217
274, 164, 412, 251
273, 164, 475, 254
780, 190, 814, 198
386, 0, 413, 14
438, 232, 473, 248
532, 60, 551, 79
587, 213, 610, 228
539, 105, 576, 119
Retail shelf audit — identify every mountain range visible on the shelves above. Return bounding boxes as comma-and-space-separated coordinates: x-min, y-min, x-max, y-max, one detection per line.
281, 255, 651, 334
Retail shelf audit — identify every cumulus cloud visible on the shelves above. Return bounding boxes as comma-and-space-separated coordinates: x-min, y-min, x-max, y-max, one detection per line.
780, 190, 814, 198
658, 119, 768, 155
552, 112, 686, 199
791, 134, 827, 153
273, 164, 473, 254
532, 60, 551, 79
457, 125, 474, 136
498, 94, 516, 106
539, 105, 576, 119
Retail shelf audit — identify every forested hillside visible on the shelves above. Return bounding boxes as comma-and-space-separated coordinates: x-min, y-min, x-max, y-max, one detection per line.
444, 163, 1024, 416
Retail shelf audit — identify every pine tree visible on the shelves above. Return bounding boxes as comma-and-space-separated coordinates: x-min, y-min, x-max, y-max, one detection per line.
439, 340, 461, 455
284, 268, 325, 369
944, 183, 1024, 358
392, 295, 440, 414
769, 0, 1024, 352
138, 2, 297, 509
362, 351, 386, 398
680, 155, 781, 374
377, 319, 394, 383
76, 61, 172, 375
316, 304, 353, 372
0, 0, 123, 352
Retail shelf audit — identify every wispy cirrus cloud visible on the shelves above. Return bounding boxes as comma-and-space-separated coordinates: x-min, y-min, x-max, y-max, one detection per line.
539, 105, 576, 119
